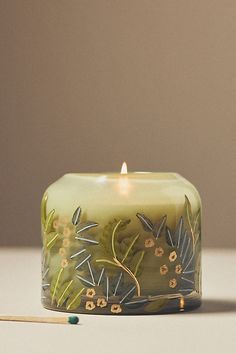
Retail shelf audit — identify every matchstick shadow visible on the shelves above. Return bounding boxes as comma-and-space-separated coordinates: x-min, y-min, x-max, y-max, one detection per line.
193, 299, 236, 314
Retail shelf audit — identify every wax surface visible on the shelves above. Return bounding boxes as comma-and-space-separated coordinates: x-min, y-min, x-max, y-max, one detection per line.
46, 173, 200, 230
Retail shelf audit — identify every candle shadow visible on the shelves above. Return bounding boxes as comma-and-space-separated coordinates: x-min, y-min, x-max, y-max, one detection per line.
192, 299, 236, 314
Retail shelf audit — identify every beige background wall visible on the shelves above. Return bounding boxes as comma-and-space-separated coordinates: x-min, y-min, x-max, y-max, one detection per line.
1, 1, 236, 247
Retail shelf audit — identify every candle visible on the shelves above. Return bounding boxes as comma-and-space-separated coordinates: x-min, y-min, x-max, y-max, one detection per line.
41, 164, 201, 315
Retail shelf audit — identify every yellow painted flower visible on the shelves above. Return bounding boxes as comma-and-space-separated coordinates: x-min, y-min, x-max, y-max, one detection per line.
59, 217, 70, 226
86, 288, 96, 298
169, 278, 177, 288
63, 227, 72, 238
85, 301, 96, 311
111, 304, 122, 314
175, 264, 182, 274
53, 219, 59, 229
155, 247, 164, 257
62, 239, 70, 248
61, 259, 68, 268
59, 247, 66, 257
160, 264, 168, 275
145, 238, 155, 248
97, 298, 107, 308
169, 251, 177, 262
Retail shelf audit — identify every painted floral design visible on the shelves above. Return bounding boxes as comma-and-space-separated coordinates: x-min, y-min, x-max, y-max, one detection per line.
169, 251, 177, 262
169, 278, 177, 288
97, 298, 107, 308
63, 227, 72, 238
175, 264, 182, 274
144, 238, 155, 248
86, 288, 96, 298
53, 219, 59, 229
155, 247, 164, 257
59, 248, 66, 257
85, 301, 96, 311
160, 264, 168, 275
41, 194, 201, 315
61, 259, 68, 268
111, 304, 122, 314
62, 239, 70, 248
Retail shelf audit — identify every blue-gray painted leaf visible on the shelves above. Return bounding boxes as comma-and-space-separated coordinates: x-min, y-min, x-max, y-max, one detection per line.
153, 215, 167, 238
136, 213, 153, 232
76, 221, 98, 233
72, 207, 81, 225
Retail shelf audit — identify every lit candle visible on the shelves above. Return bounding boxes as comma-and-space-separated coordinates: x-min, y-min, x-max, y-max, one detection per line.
118, 161, 129, 195
41, 164, 201, 314
120, 161, 128, 174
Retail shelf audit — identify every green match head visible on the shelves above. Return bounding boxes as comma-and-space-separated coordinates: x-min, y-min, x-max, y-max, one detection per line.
68, 316, 79, 325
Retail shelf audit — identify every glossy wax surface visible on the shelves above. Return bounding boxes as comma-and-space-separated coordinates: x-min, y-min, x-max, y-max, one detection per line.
46, 172, 200, 228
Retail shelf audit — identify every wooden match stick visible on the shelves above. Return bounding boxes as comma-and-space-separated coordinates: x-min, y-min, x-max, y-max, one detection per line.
0, 315, 79, 325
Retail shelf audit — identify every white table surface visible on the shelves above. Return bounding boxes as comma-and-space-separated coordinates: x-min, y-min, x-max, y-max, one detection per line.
0, 248, 235, 354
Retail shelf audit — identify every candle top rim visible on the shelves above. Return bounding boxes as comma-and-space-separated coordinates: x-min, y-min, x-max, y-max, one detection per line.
61, 172, 185, 181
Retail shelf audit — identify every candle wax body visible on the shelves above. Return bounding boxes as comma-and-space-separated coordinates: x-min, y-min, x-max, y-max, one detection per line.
41, 173, 201, 315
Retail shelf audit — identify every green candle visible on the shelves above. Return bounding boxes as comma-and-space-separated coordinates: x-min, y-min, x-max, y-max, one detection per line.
41, 164, 201, 314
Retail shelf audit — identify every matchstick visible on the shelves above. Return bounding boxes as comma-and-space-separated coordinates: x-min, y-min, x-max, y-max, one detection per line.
0, 315, 79, 325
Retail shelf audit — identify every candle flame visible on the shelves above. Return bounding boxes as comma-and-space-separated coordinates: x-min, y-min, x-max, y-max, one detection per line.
119, 162, 129, 195
121, 162, 128, 174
